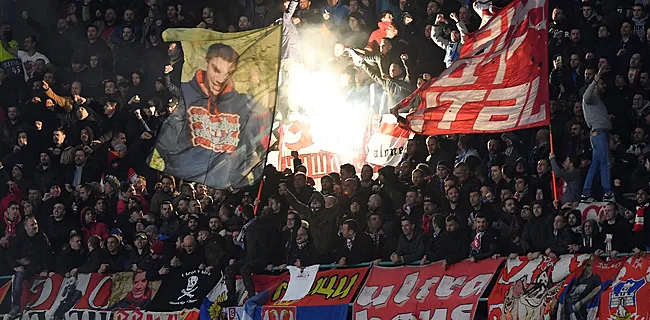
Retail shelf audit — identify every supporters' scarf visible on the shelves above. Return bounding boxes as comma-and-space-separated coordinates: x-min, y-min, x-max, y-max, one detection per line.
367, 230, 384, 248
422, 214, 433, 235
2, 215, 21, 239
471, 231, 484, 254
634, 203, 647, 232
346, 236, 355, 251
236, 217, 257, 248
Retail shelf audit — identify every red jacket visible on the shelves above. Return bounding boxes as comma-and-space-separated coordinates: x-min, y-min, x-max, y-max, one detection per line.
116, 194, 150, 215
0, 184, 23, 215
367, 21, 390, 52
82, 221, 110, 243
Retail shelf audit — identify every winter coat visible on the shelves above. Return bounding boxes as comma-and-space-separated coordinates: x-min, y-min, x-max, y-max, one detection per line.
284, 190, 339, 257
9, 231, 52, 274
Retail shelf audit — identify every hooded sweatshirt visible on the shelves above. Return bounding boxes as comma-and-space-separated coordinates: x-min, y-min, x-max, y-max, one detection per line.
152, 69, 271, 189
284, 190, 338, 256
633, 15, 649, 43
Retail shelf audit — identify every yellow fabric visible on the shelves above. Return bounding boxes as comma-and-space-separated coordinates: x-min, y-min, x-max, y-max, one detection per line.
162, 26, 282, 89
0, 39, 18, 62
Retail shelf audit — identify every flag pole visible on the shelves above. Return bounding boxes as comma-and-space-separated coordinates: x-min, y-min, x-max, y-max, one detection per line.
548, 125, 559, 208
254, 179, 264, 215
255, 25, 283, 216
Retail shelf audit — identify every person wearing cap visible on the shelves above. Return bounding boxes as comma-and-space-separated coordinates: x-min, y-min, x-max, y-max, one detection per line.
144, 224, 161, 243
127, 232, 151, 272
424, 160, 451, 200
187, 214, 200, 236
146, 240, 170, 280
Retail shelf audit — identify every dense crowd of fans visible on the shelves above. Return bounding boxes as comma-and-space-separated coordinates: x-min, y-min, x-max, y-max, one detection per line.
0, 0, 649, 315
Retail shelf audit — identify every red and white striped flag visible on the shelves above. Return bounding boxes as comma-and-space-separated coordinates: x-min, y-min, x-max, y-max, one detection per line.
399, 0, 550, 135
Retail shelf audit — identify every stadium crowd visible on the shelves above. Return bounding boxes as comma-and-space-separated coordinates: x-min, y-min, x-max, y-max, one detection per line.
0, 0, 649, 315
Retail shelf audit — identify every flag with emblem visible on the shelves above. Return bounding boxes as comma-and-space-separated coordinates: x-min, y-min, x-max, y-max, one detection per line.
149, 26, 281, 189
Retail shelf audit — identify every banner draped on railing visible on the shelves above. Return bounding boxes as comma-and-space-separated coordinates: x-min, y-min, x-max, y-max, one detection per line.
488, 254, 589, 319
5, 255, 650, 319
598, 255, 650, 319
353, 259, 503, 320
13, 269, 217, 320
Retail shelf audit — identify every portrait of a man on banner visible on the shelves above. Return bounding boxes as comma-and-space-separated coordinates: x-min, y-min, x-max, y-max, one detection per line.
149, 27, 281, 189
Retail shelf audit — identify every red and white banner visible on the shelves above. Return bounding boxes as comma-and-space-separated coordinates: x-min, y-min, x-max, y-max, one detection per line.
353, 259, 503, 320
276, 116, 409, 177
401, 0, 549, 135
365, 115, 412, 167
488, 254, 589, 319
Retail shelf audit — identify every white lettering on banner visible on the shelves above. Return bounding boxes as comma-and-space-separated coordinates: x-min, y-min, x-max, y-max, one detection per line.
27, 278, 53, 309
425, 90, 487, 130
405, 0, 549, 135
435, 275, 467, 298
473, 83, 528, 131
458, 274, 493, 298
576, 201, 606, 222
414, 277, 440, 301
88, 275, 111, 309
394, 272, 419, 304
355, 305, 474, 320
356, 273, 493, 313
24, 310, 112, 320
356, 285, 396, 307
518, 77, 546, 126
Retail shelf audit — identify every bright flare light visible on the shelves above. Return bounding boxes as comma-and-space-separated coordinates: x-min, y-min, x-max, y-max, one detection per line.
286, 64, 371, 160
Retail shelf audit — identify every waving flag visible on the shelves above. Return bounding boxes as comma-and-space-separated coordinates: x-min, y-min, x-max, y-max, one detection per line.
149, 26, 281, 189
398, 0, 549, 135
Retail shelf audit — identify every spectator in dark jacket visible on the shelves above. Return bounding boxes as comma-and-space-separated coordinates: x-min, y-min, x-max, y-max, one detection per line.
285, 224, 324, 267
146, 241, 170, 281
436, 215, 469, 269
570, 219, 605, 254
171, 234, 206, 272
336, 219, 374, 265
392, 216, 427, 264
468, 214, 500, 262
546, 214, 577, 257
198, 229, 227, 273
55, 233, 86, 276
100, 234, 129, 273
522, 201, 553, 258
7, 216, 52, 317
599, 202, 634, 256
45, 202, 80, 255
78, 235, 103, 273
126, 232, 150, 272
